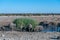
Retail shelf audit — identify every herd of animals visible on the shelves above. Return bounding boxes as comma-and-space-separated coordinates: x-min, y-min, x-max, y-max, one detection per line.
0, 21, 60, 32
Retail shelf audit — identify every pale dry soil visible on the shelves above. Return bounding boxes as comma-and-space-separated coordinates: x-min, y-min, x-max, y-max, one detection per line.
0, 16, 60, 26
0, 31, 60, 40
0, 16, 60, 40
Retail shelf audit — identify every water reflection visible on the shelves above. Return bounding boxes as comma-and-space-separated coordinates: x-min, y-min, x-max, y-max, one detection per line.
39, 21, 60, 32
0, 21, 60, 32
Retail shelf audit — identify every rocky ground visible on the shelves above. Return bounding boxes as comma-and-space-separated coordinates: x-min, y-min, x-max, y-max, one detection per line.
0, 16, 60, 40
0, 31, 60, 40
0, 16, 60, 26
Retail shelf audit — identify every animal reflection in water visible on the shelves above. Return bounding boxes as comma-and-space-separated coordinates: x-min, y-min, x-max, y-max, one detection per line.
0, 22, 60, 32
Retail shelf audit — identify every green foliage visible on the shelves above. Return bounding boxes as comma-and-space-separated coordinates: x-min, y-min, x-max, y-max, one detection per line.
13, 18, 38, 29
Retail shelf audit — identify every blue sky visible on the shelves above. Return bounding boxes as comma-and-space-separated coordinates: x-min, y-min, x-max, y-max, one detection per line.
0, 0, 60, 13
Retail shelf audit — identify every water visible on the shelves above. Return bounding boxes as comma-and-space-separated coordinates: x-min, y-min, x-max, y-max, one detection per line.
42, 26, 60, 32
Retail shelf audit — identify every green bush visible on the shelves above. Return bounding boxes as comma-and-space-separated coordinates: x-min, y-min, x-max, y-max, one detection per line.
13, 18, 38, 30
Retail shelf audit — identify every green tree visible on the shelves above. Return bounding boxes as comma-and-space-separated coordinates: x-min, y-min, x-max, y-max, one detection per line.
13, 18, 38, 30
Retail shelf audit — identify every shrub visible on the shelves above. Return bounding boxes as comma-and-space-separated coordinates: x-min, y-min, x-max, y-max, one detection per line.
13, 18, 38, 30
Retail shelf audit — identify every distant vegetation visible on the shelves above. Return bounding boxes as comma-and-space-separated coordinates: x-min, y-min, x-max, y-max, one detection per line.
0, 13, 60, 16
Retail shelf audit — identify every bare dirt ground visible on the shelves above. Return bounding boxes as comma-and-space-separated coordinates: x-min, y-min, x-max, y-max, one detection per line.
0, 16, 60, 40
0, 31, 60, 40
0, 16, 60, 26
